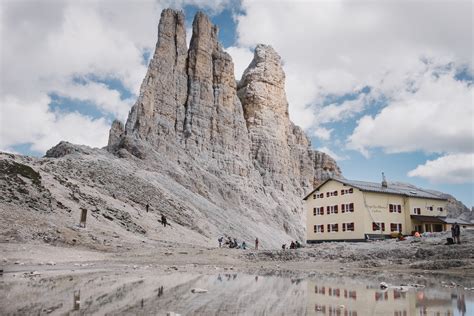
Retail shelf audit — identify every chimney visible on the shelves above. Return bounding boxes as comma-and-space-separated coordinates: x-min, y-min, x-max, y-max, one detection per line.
382, 172, 388, 188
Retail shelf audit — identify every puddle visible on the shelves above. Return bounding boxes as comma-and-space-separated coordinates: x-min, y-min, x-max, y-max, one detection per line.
0, 270, 472, 315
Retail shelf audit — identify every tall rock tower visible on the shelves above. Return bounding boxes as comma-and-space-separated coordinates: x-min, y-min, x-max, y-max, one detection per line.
108, 9, 341, 246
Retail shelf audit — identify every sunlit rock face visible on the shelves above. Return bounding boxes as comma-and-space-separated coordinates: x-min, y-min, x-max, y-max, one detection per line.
106, 9, 343, 246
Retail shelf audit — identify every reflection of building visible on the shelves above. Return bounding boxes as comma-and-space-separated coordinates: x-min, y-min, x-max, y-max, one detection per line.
304, 178, 448, 242
306, 280, 458, 316
307, 280, 412, 316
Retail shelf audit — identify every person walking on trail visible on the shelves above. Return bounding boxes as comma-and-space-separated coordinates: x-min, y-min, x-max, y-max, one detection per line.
161, 214, 167, 227
255, 238, 259, 250
452, 222, 461, 244
218, 237, 223, 248
146, 203, 149, 213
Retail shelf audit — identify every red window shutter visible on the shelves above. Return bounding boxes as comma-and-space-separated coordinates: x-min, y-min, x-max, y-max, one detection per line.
350, 203, 354, 212
342, 223, 345, 231
335, 224, 338, 232
398, 205, 401, 213
326, 206, 330, 214
382, 223, 385, 231
335, 205, 338, 213
334, 191, 338, 196
321, 225, 324, 232
326, 192, 330, 197
341, 190, 344, 195
399, 224, 402, 232
342, 204, 345, 212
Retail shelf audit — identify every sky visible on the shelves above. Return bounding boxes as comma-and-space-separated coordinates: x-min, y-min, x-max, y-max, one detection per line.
0, 0, 473, 207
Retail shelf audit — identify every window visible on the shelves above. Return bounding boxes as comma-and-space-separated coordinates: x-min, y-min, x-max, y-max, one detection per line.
342, 222, 355, 232
413, 207, 421, 215
372, 222, 385, 231
313, 193, 324, 199
389, 204, 402, 213
390, 223, 402, 232
326, 205, 338, 214
344, 290, 357, 300
437, 207, 443, 212
313, 207, 324, 216
375, 292, 389, 301
314, 225, 324, 233
341, 188, 354, 195
342, 203, 354, 213
327, 223, 339, 232
427, 206, 433, 211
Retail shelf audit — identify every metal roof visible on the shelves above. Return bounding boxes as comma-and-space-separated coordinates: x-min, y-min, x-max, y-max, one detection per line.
303, 177, 448, 201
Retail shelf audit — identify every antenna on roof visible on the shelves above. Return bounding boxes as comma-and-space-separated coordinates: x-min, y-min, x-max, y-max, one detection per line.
382, 172, 388, 188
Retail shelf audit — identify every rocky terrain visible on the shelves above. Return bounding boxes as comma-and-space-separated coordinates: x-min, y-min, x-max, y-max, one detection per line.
0, 9, 341, 250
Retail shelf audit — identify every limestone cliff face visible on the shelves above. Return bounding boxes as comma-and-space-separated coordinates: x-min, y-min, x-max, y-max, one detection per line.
107, 9, 342, 246
237, 44, 341, 193
117, 9, 188, 150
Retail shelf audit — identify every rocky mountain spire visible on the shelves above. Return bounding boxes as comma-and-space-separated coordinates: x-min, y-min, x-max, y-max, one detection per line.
112, 9, 188, 150
183, 12, 251, 176
105, 9, 342, 245
237, 45, 293, 188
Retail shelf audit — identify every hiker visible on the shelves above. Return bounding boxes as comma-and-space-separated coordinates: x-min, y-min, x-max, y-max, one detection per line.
295, 240, 301, 248
451, 222, 461, 244
290, 241, 295, 249
242, 241, 247, 250
282, 244, 286, 250
146, 203, 149, 213
218, 236, 223, 248
255, 238, 259, 250
161, 214, 167, 227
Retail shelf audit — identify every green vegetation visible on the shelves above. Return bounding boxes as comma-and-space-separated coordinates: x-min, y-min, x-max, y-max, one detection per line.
0, 160, 42, 186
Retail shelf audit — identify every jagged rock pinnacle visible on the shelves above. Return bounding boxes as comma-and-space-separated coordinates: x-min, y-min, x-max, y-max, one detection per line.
105, 9, 342, 244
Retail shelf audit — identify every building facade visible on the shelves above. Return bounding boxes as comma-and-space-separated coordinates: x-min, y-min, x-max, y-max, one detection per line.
304, 178, 448, 243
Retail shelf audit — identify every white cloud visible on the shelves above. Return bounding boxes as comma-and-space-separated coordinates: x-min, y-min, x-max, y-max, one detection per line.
347, 70, 474, 156
0, 94, 110, 153
233, 0, 473, 131
313, 127, 332, 141
408, 153, 474, 184
316, 146, 348, 161
315, 93, 368, 125
52, 80, 134, 121
0, 0, 231, 154
225, 46, 253, 80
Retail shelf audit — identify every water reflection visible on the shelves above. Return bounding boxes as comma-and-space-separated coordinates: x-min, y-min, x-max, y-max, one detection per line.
309, 280, 470, 316
2, 271, 472, 315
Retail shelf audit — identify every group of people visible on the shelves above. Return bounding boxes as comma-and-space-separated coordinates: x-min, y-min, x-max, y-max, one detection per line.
218, 236, 259, 250
218, 236, 247, 249
282, 240, 301, 249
